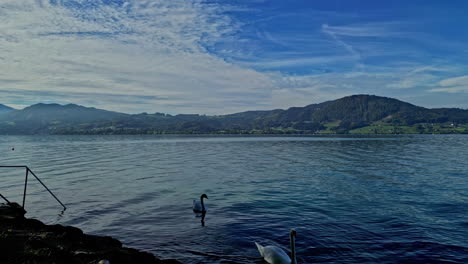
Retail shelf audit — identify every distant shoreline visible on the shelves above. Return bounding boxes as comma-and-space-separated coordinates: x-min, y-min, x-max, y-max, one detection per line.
1, 130, 467, 136
1, 95, 468, 135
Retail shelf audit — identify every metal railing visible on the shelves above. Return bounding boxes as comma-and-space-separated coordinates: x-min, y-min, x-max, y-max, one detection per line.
0, 166, 66, 211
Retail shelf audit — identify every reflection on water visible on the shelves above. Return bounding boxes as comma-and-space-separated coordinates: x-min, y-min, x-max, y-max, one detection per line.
1, 135, 467, 263
198, 212, 206, 227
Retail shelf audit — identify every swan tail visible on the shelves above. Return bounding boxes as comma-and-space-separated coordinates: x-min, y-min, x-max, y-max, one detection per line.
255, 242, 264, 257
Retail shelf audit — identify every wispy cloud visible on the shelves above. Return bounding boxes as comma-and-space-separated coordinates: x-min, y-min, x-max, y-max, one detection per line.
0, 0, 272, 114
321, 22, 407, 38
321, 24, 360, 60
237, 56, 355, 69
430, 75, 468, 93
386, 65, 455, 89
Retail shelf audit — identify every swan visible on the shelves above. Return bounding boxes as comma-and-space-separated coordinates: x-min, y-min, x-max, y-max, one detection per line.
255, 229, 297, 264
193, 194, 208, 213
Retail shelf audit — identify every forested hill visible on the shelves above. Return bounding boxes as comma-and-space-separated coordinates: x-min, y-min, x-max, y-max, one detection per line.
0, 95, 467, 134
0, 103, 126, 134
0, 104, 14, 113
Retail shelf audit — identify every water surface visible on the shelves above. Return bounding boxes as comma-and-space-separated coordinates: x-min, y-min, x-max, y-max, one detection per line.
1, 135, 467, 263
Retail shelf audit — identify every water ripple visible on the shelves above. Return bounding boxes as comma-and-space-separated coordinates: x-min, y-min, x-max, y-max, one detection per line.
1, 135, 467, 263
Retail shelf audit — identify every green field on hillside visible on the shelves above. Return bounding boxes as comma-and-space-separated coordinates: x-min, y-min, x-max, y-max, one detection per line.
349, 123, 468, 134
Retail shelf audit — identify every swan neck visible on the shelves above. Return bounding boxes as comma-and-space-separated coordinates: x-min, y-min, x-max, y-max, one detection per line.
200, 196, 205, 211
290, 233, 297, 264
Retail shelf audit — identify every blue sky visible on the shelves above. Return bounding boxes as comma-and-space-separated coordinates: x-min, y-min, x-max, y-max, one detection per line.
0, 0, 467, 114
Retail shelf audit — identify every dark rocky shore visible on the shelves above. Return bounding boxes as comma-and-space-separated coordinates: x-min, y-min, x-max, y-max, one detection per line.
0, 203, 181, 264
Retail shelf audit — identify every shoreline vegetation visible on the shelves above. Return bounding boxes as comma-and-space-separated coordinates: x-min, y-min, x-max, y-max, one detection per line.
0, 203, 181, 264
0, 95, 467, 135
54, 123, 468, 135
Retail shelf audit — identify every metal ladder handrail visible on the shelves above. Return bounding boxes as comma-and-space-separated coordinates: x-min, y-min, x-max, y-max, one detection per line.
0, 165, 66, 211
0, 192, 11, 204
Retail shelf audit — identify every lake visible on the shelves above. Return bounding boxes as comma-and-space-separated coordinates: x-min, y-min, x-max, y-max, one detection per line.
1, 135, 467, 263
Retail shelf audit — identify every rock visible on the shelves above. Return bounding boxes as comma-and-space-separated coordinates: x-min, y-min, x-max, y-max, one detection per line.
0, 202, 26, 220
0, 203, 182, 264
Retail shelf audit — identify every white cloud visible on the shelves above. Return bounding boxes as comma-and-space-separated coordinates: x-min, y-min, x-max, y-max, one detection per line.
237, 56, 354, 69
0, 1, 467, 114
387, 73, 437, 89
430, 75, 468, 93
430, 86, 468, 93
439, 75, 468, 87
321, 22, 406, 38
0, 0, 274, 114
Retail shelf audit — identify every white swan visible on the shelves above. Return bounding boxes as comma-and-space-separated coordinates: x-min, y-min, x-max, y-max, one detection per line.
193, 194, 208, 213
255, 229, 297, 264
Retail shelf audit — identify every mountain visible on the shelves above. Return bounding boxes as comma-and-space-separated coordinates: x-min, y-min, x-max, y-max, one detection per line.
277, 95, 468, 128
212, 95, 468, 133
0, 104, 15, 114
0, 95, 467, 134
219, 95, 419, 129
0, 103, 127, 134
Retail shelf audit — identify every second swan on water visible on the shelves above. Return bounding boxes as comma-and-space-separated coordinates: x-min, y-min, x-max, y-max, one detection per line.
255, 229, 297, 264
193, 194, 208, 213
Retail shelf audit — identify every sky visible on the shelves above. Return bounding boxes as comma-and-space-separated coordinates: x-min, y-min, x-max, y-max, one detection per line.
1, 0, 467, 114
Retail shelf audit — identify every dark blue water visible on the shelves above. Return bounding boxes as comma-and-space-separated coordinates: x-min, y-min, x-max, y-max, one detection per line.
1, 135, 467, 263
